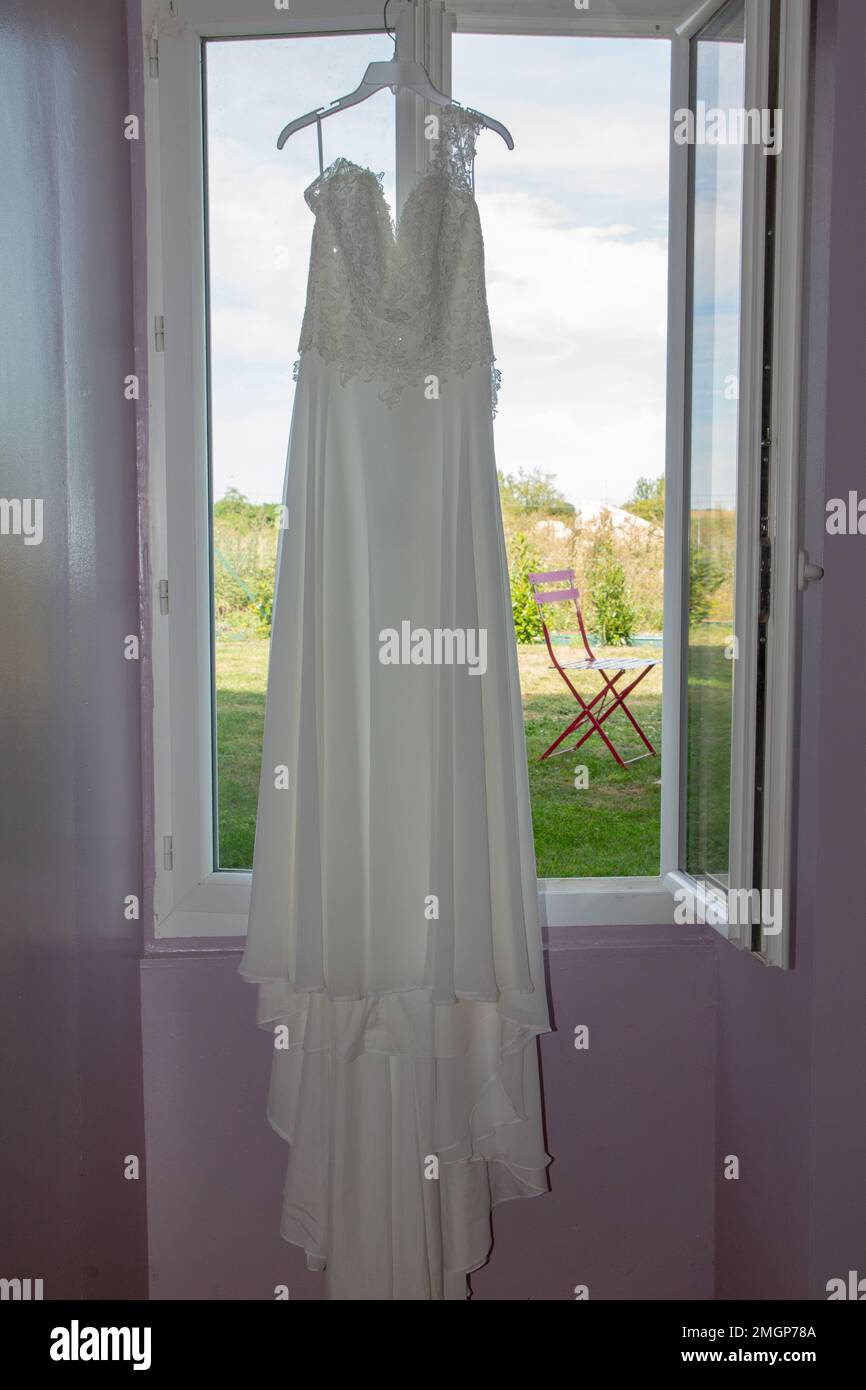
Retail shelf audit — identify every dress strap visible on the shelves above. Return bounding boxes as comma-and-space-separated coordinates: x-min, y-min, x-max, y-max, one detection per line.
434, 105, 484, 192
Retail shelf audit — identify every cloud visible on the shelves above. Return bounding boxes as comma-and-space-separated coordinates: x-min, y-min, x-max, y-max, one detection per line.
478, 189, 668, 507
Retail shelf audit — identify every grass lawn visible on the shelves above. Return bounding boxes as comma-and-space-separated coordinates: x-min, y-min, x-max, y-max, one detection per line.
684, 625, 734, 879
215, 637, 270, 871
215, 634, 669, 877
519, 640, 663, 877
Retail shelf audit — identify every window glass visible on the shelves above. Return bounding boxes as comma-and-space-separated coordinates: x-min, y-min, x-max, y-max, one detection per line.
453, 33, 670, 878
203, 33, 395, 869
683, 0, 746, 887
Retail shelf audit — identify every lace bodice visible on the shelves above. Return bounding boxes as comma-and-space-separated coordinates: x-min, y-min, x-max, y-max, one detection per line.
295, 105, 500, 412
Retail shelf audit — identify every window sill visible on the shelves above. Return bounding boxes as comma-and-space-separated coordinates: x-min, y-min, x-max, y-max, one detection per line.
540, 876, 676, 928
153, 872, 678, 943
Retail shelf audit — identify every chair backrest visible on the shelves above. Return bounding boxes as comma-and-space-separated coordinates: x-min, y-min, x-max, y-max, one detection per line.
528, 568, 596, 665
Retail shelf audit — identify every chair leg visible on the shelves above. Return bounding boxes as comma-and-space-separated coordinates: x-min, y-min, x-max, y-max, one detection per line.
539, 695, 628, 768
571, 666, 657, 757
593, 666, 657, 754
539, 647, 658, 767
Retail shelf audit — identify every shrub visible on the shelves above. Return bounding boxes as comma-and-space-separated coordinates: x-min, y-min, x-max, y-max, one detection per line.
586, 526, 637, 646
508, 532, 544, 644
689, 543, 727, 627
213, 490, 280, 636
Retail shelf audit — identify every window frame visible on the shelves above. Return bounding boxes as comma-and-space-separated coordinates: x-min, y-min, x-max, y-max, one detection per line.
660, 0, 809, 967
143, 0, 808, 957
144, 1, 414, 941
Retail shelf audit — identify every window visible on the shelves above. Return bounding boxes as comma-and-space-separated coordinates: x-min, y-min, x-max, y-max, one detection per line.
145, 0, 808, 961
662, 0, 809, 966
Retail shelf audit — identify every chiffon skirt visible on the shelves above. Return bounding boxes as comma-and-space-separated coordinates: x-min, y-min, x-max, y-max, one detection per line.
240, 352, 552, 1299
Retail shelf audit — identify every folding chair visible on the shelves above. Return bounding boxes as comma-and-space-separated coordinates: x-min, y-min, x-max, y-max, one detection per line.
529, 568, 661, 768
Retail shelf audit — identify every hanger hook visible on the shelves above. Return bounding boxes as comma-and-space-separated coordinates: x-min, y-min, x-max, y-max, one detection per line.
383, 0, 398, 57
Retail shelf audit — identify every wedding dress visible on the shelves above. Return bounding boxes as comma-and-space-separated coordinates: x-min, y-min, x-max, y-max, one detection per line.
240, 106, 551, 1301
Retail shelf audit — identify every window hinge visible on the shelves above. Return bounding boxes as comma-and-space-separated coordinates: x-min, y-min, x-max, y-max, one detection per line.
163, 834, 173, 871
148, 36, 159, 79
758, 537, 772, 624
158, 578, 169, 614
154, 314, 165, 352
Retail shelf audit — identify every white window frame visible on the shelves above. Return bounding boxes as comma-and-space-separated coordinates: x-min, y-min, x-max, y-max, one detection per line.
660, 0, 809, 967
143, 0, 808, 958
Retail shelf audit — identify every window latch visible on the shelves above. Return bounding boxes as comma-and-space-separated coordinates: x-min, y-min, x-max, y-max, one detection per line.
797, 549, 824, 590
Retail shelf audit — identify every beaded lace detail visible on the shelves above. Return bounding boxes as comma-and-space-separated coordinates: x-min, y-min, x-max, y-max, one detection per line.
294, 106, 500, 413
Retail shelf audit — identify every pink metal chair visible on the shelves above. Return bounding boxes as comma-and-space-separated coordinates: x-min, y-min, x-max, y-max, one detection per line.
529, 568, 661, 768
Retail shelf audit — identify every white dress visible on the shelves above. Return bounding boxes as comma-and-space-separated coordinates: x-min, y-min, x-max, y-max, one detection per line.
240, 106, 551, 1301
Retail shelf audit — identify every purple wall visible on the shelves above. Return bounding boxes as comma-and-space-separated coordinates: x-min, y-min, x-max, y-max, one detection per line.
141, 930, 716, 1300
0, 0, 148, 1297
803, 0, 866, 1297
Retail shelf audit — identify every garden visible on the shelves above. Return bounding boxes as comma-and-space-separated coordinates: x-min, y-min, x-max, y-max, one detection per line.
212, 472, 732, 878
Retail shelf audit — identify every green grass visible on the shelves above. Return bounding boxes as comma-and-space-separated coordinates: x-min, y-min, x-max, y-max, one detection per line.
684, 625, 734, 880
215, 637, 269, 870
519, 641, 663, 877
215, 635, 671, 877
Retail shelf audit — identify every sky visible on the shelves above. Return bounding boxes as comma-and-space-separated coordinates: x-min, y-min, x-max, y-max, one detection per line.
204, 31, 674, 511
688, 25, 744, 515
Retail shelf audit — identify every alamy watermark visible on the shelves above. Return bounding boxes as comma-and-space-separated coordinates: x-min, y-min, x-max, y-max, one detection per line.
0, 497, 43, 545
674, 882, 783, 935
826, 1270, 866, 1300
378, 622, 487, 676
826, 491, 866, 534
1, 1277, 43, 1300
673, 102, 782, 155
49, 1321, 151, 1371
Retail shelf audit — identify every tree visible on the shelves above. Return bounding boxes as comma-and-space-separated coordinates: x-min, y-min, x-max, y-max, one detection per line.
213, 487, 280, 532
623, 474, 665, 524
498, 468, 575, 518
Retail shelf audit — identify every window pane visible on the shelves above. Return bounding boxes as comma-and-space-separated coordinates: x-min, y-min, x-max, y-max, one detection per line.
452, 33, 670, 878
203, 33, 395, 870
683, 0, 745, 885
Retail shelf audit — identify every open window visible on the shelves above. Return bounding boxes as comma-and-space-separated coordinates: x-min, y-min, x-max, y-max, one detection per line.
144, 0, 807, 965
661, 0, 808, 965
